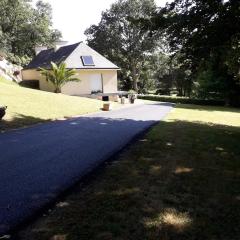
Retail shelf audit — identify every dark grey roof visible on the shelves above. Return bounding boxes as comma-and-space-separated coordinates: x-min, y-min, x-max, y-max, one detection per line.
25, 42, 81, 69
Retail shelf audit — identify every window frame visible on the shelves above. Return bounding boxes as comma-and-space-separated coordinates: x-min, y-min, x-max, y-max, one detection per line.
81, 56, 95, 66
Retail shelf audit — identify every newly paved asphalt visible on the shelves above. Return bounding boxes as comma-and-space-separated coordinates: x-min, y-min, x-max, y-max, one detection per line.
0, 102, 173, 235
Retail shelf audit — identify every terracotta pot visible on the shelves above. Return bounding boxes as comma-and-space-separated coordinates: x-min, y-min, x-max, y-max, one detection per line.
103, 103, 111, 111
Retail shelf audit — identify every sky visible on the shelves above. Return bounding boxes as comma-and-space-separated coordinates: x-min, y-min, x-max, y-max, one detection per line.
33, 0, 170, 43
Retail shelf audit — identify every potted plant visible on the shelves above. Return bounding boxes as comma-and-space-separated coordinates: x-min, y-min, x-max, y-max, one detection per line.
128, 90, 137, 104
103, 102, 112, 111
0, 106, 7, 120
121, 96, 126, 104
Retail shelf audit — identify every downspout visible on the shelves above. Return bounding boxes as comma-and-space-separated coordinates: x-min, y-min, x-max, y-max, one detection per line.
101, 73, 104, 93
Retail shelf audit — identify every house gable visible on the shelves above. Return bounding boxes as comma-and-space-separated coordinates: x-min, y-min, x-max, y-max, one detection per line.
64, 43, 120, 70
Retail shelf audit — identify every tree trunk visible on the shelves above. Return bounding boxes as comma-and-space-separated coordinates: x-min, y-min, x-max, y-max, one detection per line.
54, 87, 61, 93
177, 86, 183, 96
132, 65, 138, 92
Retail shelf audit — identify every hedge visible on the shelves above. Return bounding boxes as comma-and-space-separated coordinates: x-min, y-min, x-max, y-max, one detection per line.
138, 95, 225, 106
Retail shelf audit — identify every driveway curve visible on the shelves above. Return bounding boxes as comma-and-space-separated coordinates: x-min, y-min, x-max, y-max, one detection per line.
0, 102, 173, 235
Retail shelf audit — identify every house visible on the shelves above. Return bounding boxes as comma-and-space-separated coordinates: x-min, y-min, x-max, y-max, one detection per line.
21, 41, 120, 97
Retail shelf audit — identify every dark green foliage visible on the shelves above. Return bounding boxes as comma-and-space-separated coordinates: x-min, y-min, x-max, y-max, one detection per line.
85, 0, 158, 92
153, 53, 172, 95
6, 52, 32, 66
193, 59, 240, 106
154, 53, 193, 97
0, 0, 62, 65
150, 0, 240, 106
194, 67, 227, 100
138, 95, 225, 106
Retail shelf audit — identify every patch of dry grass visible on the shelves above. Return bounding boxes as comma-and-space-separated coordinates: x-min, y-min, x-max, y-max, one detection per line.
144, 208, 192, 232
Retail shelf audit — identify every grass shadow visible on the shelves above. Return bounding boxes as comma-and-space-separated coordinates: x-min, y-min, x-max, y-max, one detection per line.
0, 114, 48, 132
15, 118, 240, 240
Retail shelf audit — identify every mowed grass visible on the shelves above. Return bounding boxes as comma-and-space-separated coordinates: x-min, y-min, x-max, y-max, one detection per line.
0, 79, 116, 132
17, 104, 240, 240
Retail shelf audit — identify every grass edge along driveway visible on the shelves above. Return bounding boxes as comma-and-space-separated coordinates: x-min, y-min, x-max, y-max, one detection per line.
17, 104, 240, 240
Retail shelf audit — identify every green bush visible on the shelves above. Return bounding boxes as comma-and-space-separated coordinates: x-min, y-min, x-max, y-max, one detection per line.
138, 95, 225, 106
6, 53, 31, 67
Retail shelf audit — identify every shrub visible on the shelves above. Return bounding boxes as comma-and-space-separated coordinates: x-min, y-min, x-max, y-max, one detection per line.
138, 95, 225, 106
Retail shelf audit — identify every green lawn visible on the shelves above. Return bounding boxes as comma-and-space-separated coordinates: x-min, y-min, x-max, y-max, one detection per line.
0, 79, 117, 132
17, 104, 240, 240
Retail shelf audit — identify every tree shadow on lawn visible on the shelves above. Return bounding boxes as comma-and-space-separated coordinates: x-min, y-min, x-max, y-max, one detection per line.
0, 114, 48, 132
16, 119, 240, 240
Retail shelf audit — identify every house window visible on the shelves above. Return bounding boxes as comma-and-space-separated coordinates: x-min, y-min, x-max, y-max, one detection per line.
81, 56, 95, 66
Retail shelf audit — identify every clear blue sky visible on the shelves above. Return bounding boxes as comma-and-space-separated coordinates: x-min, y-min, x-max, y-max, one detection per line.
33, 0, 170, 43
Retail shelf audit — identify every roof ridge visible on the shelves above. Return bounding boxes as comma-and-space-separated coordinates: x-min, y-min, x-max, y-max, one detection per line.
24, 42, 82, 69
55, 41, 81, 52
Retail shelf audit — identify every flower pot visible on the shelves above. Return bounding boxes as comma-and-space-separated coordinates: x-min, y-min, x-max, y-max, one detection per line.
0, 106, 7, 120
130, 98, 135, 104
121, 97, 126, 104
103, 103, 111, 111
129, 94, 136, 104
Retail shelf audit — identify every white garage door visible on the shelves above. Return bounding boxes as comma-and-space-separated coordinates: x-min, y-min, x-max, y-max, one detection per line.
90, 73, 103, 93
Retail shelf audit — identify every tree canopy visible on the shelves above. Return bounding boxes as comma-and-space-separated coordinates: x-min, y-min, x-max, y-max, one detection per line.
85, 0, 159, 91
85, 0, 240, 105
151, 0, 240, 104
0, 0, 61, 65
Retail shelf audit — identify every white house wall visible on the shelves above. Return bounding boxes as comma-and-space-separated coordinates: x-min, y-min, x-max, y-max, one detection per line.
62, 70, 118, 95
21, 69, 55, 92
22, 69, 118, 95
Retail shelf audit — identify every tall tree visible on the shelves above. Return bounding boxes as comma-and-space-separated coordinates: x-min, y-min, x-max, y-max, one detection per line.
152, 0, 240, 105
85, 0, 158, 92
0, 0, 61, 65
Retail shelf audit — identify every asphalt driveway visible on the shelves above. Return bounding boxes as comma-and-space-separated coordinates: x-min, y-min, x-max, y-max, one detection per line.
0, 102, 173, 235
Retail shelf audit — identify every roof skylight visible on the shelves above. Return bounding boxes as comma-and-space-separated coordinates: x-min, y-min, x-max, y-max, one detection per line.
81, 56, 95, 66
